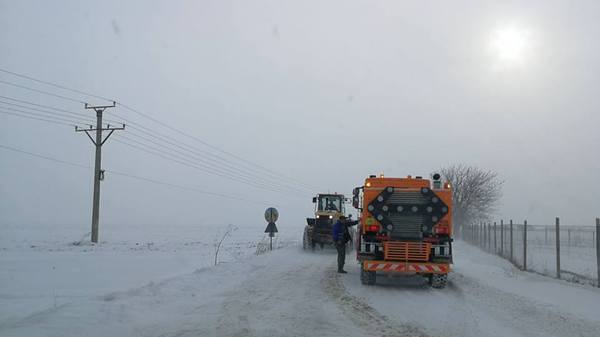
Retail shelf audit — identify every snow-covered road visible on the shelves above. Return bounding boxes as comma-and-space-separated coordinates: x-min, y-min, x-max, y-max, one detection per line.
1, 241, 599, 337
344, 243, 600, 337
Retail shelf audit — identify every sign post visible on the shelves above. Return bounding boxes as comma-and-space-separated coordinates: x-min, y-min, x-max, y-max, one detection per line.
264, 207, 279, 251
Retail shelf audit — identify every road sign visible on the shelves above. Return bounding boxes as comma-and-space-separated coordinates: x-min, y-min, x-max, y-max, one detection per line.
264, 207, 279, 223
264, 207, 279, 250
264, 222, 278, 236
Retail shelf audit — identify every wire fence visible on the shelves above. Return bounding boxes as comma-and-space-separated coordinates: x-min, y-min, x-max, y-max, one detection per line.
458, 218, 600, 287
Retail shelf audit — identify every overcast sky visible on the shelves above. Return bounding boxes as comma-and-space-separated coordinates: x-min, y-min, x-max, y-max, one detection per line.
1, 0, 599, 238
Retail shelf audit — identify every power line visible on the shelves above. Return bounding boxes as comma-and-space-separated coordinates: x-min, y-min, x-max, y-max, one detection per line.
0, 95, 120, 124
0, 68, 114, 103
0, 100, 95, 122
123, 131, 303, 194
0, 109, 79, 126
0, 106, 91, 125
112, 135, 306, 196
120, 132, 308, 195
110, 111, 313, 193
0, 144, 90, 169
0, 106, 308, 196
118, 103, 317, 191
0, 144, 272, 206
0, 67, 316, 191
0, 79, 86, 104
123, 128, 310, 194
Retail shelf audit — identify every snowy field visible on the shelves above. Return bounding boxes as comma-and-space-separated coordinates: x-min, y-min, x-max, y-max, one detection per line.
2, 224, 600, 337
0, 222, 300, 326
524, 226, 598, 284
470, 224, 599, 285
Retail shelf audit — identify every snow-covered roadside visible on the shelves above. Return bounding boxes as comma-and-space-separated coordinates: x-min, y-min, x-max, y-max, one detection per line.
0, 243, 407, 337
343, 241, 600, 337
4, 228, 600, 337
0, 223, 299, 326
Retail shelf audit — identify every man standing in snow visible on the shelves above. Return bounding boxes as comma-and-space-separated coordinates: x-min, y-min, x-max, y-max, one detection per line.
332, 215, 350, 273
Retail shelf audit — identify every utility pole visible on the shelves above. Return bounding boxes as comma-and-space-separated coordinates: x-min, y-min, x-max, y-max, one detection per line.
76, 102, 124, 243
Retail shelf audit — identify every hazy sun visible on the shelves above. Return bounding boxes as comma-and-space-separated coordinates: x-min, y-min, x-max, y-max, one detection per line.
489, 25, 531, 66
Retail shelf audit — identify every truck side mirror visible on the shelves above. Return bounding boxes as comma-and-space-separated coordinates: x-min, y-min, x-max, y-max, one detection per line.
352, 196, 360, 209
312, 197, 317, 203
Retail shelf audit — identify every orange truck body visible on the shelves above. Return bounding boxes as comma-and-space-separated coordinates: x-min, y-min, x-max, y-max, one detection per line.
352, 175, 453, 287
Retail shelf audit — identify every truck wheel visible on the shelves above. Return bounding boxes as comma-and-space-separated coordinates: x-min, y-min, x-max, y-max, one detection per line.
360, 268, 376, 285
429, 274, 448, 289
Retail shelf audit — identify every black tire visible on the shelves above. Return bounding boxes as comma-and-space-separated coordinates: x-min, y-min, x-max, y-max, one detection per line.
429, 273, 448, 289
360, 267, 376, 285
302, 227, 311, 250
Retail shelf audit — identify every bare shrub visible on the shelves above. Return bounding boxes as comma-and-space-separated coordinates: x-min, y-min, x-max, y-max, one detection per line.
440, 164, 503, 225
214, 224, 238, 266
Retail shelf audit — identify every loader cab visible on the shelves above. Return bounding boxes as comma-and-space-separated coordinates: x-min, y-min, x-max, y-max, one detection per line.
313, 194, 345, 214
305, 193, 352, 251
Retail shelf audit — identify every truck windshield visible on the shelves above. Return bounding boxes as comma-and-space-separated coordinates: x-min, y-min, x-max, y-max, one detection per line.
317, 196, 342, 211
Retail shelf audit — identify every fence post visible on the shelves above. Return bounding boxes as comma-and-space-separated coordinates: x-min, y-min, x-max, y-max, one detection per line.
481, 222, 484, 247
484, 223, 486, 250
545, 226, 548, 245
500, 220, 504, 257
556, 217, 561, 279
510, 219, 514, 263
480, 222, 483, 247
568, 229, 571, 247
488, 222, 492, 250
483, 222, 487, 249
494, 221, 497, 253
596, 218, 599, 288
471, 223, 474, 243
470, 223, 473, 243
523, 220, 527, 271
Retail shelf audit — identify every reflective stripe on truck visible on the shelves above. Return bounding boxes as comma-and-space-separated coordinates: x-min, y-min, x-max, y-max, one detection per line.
363, 261, 450, 273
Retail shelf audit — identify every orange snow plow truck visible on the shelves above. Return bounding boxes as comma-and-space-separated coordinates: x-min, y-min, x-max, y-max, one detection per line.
351, 174, 453, 288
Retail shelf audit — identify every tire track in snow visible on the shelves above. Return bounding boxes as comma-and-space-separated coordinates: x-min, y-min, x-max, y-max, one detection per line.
322, 267, 429, 337
211, 250, 375, 337
451, 271, 600, 337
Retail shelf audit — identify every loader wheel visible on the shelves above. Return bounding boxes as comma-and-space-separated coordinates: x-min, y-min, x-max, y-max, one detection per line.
429, 274, 448, 289
302, 227, 311, 250
360, 268, 376, 285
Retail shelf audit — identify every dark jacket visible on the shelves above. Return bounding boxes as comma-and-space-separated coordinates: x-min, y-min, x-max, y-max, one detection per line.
332, 220, 347, 242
